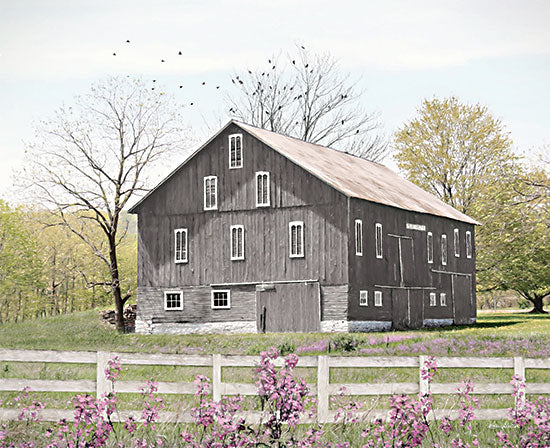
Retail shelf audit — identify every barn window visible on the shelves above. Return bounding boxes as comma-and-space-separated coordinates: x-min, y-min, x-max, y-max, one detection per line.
427, 232, 433, 264
466, 231, 472, 259
441, 234, 448, 266
440, 293, 447, 306
256, 171, 270, 207
204, 176, 218, 210
164, 291, 183, 311
359, 290, 368, 306
289, 221, 304, 258
230, 225, 245, 260
174, 228, 188, 263
355, 219, 363, 256
211, 290, 231, 309
375, 223, 383, 259
374, 290, 383, 307
229, 134, 243, 169
429, 292, 437, 307
454, 228, 460, 257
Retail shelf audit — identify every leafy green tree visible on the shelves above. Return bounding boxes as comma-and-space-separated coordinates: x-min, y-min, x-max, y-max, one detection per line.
394, 97, 549, 313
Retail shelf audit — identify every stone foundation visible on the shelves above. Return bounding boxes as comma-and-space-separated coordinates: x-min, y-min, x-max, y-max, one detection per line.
135, 318, 153, 334
423, 318, 454, 328
320, 320, 348, 333
348, 320, 393, 332
150, 320, 257, 335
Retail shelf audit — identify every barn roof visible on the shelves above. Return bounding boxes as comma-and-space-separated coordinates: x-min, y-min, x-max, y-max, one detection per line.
129, 120, 479, 225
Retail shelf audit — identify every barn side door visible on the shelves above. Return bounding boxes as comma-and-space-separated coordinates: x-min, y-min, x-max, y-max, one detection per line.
452, 274, 473, 325
256, 282, 320, 333
389, 235, 414, 287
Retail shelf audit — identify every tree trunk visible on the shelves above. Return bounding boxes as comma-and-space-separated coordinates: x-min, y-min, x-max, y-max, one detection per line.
528, 294, 548, 314
109, 233, 126, 331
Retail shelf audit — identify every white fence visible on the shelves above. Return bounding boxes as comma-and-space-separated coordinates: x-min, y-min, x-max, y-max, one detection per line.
0, 349, 549, 423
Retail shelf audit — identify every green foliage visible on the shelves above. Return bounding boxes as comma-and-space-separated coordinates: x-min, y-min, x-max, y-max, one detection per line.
330, 334, 359, 352
276, 340, 296, 356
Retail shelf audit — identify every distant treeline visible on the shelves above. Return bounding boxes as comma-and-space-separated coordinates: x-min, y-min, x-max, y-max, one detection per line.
0, 200, 136, 323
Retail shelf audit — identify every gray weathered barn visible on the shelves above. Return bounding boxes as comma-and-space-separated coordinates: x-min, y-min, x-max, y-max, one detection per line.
129, 121, 479, 334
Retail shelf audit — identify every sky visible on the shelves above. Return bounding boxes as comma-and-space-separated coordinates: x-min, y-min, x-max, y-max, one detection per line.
1, 0, 549, 201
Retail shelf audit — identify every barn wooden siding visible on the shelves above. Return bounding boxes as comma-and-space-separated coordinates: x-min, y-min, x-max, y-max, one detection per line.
347, 198, 476, 326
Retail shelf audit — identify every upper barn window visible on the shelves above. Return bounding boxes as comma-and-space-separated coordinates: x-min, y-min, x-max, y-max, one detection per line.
454, 228, 460, 257
204, 176, 218, 210
466, 231, 472, 259
375, 223, 383, 259
289, 221, 304, 258
174, 228, 188, 263
256, 171, 270, 207
441, 234, 448, 266
230, 225, 245, 260
229, 134, 243, 169
355, 219, 363, 256
427, 232, 433, 264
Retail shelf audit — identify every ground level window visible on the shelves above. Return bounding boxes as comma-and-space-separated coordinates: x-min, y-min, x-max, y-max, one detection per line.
164, 291, 183, 310
429, 292, 437, 307
360, 290, 368, 306
374, 290, 382, 307
289, 221, 304, 258
211, 290, 231, 309
440, 293, 447, 306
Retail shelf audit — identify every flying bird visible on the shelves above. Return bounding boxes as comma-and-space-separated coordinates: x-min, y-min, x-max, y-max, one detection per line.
112, 53, 116, 56
216, 86, 220, 89
292, 60, 296, 64
178, 51, 182, 55
202, 82, 206, 85
179, 85, 183, 88
126, 40, 130, 43
161, 59, 165, 62
341, 120, 345, 125
153, 80, 156, 82
190, 102, 194, 105
301, 45, 306, 49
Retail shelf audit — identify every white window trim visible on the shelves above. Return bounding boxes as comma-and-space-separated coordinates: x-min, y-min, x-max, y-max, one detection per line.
359, 290, 368, 306
355, 219, 363, 256
289, 221, 305, 258
375, 223, 383, 259
454, 228, 460, 257
228, 133, 243, 169
427, 232, 433, 264
440, 293, 447, 307
211, 289, 231, 310
466, 231, 472, 259
203, 175, 218, 211
230, 225, 245, 261
374, 290, 383, 307
164, 290, 183, 311
174, 228, 188, 264
441, 234, 447, 266
255, 171, 271, 207
429, 292, 437, 307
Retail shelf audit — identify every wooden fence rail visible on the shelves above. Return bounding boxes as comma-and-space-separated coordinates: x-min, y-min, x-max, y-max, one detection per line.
0, 349, 549, 423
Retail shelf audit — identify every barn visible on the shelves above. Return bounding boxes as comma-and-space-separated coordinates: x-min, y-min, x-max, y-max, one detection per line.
129, 120, 479, 334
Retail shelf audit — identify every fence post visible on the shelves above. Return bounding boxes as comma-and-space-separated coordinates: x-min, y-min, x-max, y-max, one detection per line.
212, 354, 222, 402
317, 355, 329, 423
419, 355, 428, 395
514, 356, 526, 407
96, 351, 112, 398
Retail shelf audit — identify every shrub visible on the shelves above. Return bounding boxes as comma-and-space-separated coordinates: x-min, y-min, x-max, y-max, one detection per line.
330, 335, 358, 352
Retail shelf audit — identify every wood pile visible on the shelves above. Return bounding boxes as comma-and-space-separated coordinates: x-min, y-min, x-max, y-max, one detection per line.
99, 304, 137, 331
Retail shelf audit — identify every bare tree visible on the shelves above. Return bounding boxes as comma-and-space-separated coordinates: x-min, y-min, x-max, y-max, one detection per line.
22, 76, 190, 331
226, 46, 387, 161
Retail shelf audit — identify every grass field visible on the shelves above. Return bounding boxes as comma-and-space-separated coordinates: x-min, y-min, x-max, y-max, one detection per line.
0, 310, 549, 446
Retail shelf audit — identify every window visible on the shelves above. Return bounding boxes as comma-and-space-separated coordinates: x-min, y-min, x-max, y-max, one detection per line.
441, 234, 447, 266
429, 292, 437, 307
164, 291, 183, 311
466, 231, 472, 259
355, 219, 363, 256
289, 221, 304, 258
230, 225, 245, 260
374, 290, 383, 307
174, 228, 188, 263
360, 290, 368, 306
427, 232, 433, 264
256, 171, 270, 207
440, 293, 447, 306
229, 134, 243, 168
211, 290, 231, 309
204, 176, 218, 210
375, 223, 383, 259
454, 228, 460, 257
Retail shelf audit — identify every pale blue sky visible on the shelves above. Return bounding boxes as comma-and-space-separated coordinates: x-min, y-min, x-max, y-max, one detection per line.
1, 0, 549, 198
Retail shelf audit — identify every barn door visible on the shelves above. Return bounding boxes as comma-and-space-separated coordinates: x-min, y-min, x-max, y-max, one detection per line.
256, 282, 320, 333
452, 275, 473, 325
391, 289, 409, 330
408, 289, 423, 329
389, 235, 414, 287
